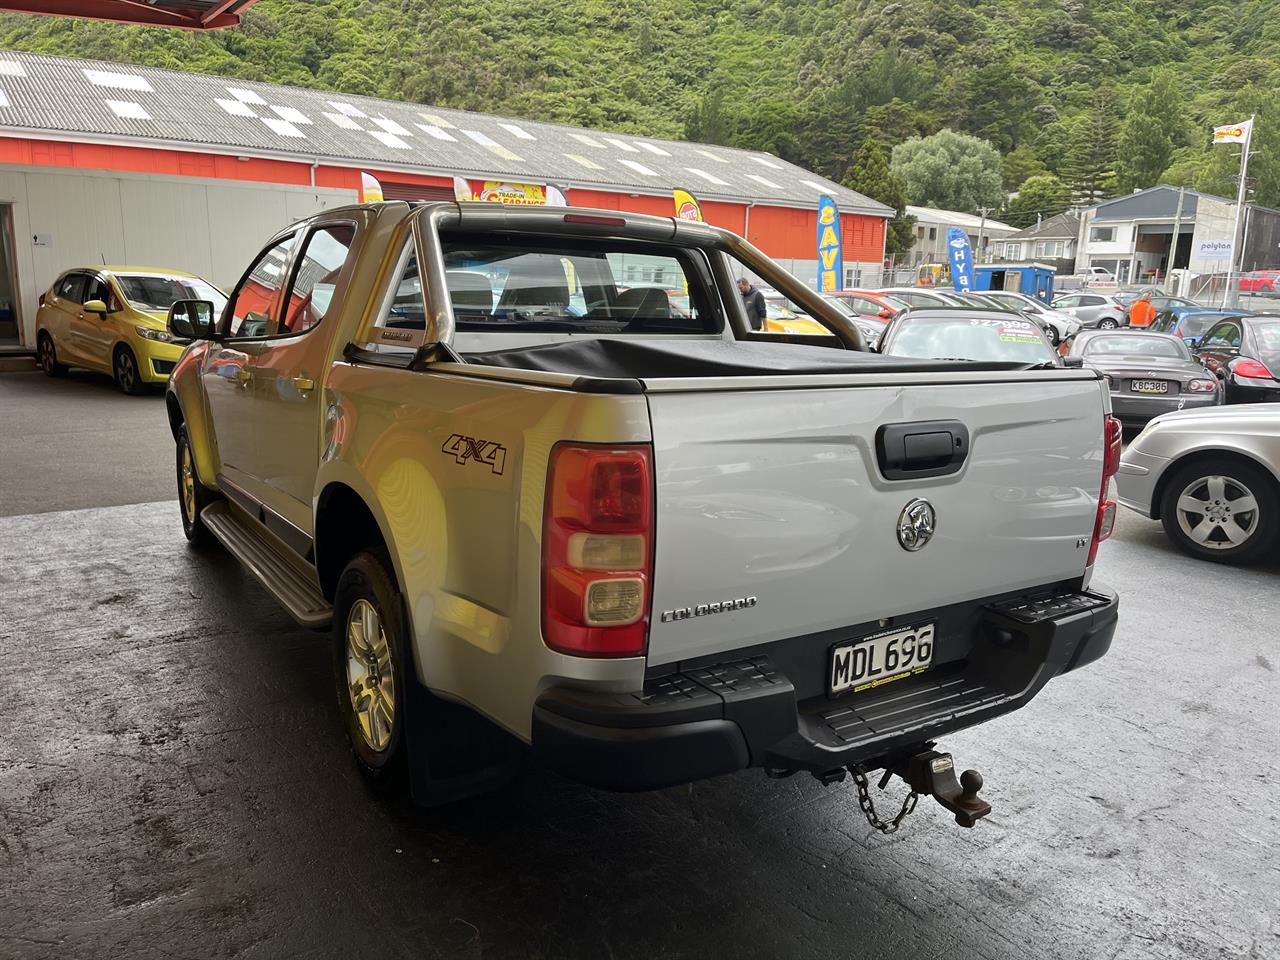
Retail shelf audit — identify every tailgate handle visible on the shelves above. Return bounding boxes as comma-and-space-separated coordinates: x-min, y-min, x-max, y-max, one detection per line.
876, 420, 969, 480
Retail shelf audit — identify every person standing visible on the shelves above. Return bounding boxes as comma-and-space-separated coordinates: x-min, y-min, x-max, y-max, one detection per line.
738, 277, 767, 331
1129, 292, 1156, 328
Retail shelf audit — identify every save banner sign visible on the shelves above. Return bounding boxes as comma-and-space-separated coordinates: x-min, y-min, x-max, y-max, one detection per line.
816, 195, 843, 292
947, 227, 975, 293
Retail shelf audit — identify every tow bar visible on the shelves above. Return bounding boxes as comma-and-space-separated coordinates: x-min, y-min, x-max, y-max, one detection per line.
848, 747, 992, 834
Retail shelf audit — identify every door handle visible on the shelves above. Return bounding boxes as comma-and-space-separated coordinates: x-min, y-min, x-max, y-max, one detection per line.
292, 376, 315, 392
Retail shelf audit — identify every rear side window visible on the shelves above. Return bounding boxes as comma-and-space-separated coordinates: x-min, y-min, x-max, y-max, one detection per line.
440, 236, 721, 335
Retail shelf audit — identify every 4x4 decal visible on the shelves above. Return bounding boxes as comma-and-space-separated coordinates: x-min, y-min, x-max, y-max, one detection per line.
442, 434, 507, 475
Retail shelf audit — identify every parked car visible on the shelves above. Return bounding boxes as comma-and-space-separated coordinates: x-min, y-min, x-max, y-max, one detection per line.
163, 201, 1119, 815
1193, 314, 1280, 402
978, 290, 1081, 345
820, 295, 887, 345
1117, 406, 1280, 563
1053, 292, 1129, 330
875, 286, 962, 309
878, 308, 1063, 367
758, 292, 830, 336
1068, 330, 1220, 425
828, 289, 908, 320
36, 267, 227, 394
1239, 270, 1280, 294
1148, 309, 1232, 347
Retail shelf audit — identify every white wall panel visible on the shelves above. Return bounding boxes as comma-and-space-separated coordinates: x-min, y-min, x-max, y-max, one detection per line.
0, 162, 357, 344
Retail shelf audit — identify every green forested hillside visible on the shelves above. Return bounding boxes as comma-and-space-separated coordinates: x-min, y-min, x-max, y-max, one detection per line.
0, 0, 1277, 209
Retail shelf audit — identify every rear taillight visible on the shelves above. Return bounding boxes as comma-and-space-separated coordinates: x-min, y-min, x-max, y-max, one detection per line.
1232, 358, 1274, 380
543, 443, 654, 657
1088, 415, 1123, 565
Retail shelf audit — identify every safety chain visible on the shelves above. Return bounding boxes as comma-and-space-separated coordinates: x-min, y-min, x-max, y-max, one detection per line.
851, 765, 919, 835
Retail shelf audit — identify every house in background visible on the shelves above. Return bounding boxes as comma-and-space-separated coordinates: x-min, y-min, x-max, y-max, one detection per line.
1075, 185, 1280, 284
904, 205, 1016, 267
996, 212, 1079, 276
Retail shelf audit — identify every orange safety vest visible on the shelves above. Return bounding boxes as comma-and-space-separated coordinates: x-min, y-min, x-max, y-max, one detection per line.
1130, 299, 1156, 327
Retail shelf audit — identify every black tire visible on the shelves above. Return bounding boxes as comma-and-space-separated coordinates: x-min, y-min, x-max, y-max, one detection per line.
1159, 458, 1280, 564
176, 427, 217, 547
113, 344, 148, 395
1098, 317, 1119, 330
37, 332, 67, 377
333, 550, 411, 785
1048, 325, 1062, 346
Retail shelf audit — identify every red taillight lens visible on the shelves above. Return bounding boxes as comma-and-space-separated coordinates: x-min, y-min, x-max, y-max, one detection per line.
1088, 415, 1123, 565
543, 443, 654, 657
1232, 358, 1274, 380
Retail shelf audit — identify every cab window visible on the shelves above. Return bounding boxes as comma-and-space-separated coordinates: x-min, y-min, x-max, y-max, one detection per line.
279, 224, 357, 335
84, 276, 116, 309
223, 235, 296, 338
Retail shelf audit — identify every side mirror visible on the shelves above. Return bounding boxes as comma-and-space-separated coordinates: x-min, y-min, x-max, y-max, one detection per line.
877, 308, 893, 319
82, 299, 109, 315
1062, 356, 1085, 368
168, 299, 216, 341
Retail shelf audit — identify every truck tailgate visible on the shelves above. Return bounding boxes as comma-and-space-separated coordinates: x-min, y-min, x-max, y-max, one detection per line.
644, 375, 1106, 666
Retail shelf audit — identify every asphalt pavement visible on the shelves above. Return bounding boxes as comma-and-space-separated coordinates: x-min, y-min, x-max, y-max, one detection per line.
0, 369, 1277, 960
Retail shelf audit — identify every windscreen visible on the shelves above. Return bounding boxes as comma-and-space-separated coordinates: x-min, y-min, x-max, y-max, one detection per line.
883, 315, 1055, 364
439, 236, 721, 335
1178, 314, 1222, 338
1083, 334, 1188, 359
118, 275, 227, 313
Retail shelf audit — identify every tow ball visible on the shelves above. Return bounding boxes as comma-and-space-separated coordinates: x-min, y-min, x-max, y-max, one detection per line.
844, 747, 992, 834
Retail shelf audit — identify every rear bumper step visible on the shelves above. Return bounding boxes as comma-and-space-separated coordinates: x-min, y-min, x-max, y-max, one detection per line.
533, 586, 1118, 791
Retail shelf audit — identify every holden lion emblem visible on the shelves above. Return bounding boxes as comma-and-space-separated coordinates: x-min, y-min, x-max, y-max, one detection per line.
897, 498, 936, 552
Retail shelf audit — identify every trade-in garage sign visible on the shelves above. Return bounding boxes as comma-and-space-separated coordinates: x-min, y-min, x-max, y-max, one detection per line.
452, 177, 567, 206
816, 195, 843, 293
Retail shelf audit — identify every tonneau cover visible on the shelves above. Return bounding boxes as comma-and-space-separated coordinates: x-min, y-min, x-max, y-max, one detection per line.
463, 338, 1038, 380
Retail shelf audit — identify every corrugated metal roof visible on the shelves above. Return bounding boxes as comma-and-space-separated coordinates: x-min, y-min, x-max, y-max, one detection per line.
1006, 212, 1080, 240
905, 205, 1015, 233
0, 50, 891, 216
1091, 186, 1202, 222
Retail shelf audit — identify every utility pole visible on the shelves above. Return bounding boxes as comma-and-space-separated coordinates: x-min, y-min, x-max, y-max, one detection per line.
1223, 114, 1255, 308
976, 206, 991, 262
1168, 186, 1185, 292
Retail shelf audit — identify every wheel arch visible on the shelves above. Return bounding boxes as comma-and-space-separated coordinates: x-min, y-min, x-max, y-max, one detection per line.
314, 476, 403, 605
1150, 447, 1280, 520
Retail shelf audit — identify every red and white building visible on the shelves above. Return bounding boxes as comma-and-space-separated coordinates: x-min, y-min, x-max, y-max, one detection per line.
0, 51, 890, 348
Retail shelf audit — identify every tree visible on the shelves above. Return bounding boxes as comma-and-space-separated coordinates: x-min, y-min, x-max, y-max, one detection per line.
1115, 70, 1188, 192
1002, 145, 1048, 191
1004, 175, 1071, 229
842, 137, 916, 260
1061, 98, 1120, 204
890, 129, 1005, 212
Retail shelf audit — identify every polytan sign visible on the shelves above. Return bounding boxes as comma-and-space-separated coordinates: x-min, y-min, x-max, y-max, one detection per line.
673, 188, 703, 222
359, 172, 384, 203
947, 227, 975, 292
453, 177, 567, 206
815, 195, 843, 292
1195, 238, 1233, 260
1212, 120, 1252, 145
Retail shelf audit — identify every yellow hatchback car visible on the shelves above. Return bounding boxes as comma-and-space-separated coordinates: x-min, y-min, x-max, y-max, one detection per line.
36, 267, 227, 394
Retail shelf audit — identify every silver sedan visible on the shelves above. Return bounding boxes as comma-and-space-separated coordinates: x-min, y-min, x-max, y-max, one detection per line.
1117, 405, 1280, 563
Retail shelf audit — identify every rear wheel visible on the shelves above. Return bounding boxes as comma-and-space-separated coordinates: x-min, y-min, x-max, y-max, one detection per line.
113, 345, 147, 395
1159, 458, 1279, 563
1098, 317, 1119, 330
37, 332, 67, 377
334, 550, 409, 784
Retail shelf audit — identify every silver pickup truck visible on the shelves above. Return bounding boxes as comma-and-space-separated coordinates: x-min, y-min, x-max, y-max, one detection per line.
164, 201, 1120, 827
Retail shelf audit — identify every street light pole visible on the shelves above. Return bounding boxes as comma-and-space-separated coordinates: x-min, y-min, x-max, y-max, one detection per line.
1168, 186, 1185, 292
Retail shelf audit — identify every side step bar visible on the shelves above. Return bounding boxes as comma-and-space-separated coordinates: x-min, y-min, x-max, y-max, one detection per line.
201, 501, 332, 628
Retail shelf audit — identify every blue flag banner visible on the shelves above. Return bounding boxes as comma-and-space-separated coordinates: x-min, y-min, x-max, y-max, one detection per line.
816, 195, 843, 293
947, 227, 974, 292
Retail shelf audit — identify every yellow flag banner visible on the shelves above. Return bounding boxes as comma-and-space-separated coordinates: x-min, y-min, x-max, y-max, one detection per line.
359, 172, 384, 203
673, 188, 703, 222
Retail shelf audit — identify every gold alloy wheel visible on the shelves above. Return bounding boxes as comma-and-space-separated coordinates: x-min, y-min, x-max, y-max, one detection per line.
180, 442, 197, 523
345, 598, 396, 752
